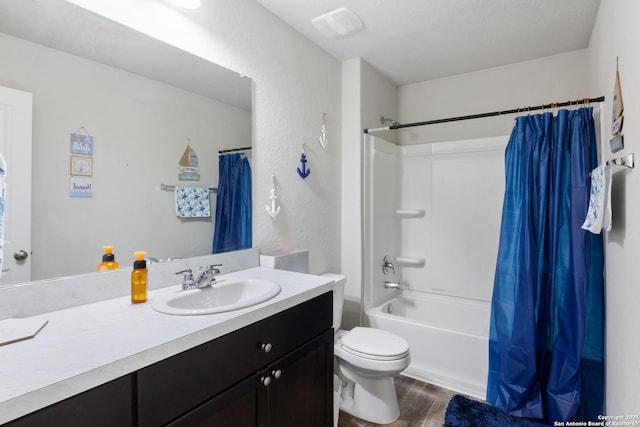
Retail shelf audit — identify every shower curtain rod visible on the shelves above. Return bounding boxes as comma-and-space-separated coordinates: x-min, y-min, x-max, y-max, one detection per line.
218, 146, 252, 154
363, 96, 605, 133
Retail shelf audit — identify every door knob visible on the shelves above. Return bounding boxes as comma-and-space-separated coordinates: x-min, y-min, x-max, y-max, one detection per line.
271, 369, 282, 379
13, 250, 28, 261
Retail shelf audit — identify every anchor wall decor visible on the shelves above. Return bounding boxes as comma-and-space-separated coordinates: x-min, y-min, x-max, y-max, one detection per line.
297, 142, 311, 179
266, 172, 280, 218
318, 113, 328, 149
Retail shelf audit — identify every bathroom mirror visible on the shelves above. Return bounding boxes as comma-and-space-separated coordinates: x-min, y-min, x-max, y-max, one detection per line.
0, 0, 253, 284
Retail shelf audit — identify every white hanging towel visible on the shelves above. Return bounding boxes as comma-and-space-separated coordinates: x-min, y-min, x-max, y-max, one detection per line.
0, 154, 6, 273
581, 164, 612, 234
175, 186, 211, 218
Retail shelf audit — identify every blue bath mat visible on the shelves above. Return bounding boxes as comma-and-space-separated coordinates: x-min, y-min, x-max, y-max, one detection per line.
444, 394, 549, 426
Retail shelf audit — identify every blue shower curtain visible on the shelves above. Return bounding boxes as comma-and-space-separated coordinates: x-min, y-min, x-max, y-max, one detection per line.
212, 153, 252, 253
487, 107, 604, 423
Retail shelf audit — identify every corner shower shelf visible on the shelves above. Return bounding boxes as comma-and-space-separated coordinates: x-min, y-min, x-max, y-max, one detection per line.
395, 257, 425, 267
394, 209, 426, 218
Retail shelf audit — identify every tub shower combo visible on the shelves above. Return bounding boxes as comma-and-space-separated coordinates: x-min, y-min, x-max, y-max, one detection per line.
362, 134, 507, 398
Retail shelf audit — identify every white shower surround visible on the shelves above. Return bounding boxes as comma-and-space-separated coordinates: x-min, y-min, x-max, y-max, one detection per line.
363, 134, 507, 396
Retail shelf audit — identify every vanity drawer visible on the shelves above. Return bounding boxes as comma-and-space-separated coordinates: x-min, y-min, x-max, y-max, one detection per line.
137, 291, 332, 427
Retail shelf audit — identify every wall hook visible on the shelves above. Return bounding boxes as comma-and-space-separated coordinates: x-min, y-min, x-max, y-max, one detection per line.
297, 143, 311, 179
266, 172, 281, 218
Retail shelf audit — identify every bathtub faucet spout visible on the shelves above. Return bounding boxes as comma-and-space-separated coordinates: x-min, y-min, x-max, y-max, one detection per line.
384, 280, 400, 289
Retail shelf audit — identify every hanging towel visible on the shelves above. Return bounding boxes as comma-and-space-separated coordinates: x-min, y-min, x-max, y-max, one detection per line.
581, 164, 612, 233
175, 186, 211, 218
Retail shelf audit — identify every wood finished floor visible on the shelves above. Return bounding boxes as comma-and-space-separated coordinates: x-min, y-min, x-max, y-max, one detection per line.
337, 376, 456, 427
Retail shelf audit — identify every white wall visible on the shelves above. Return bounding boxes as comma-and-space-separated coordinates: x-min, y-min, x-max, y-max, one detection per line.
587, 0, 640, 413
361, 61, 399, 145
340, 58, 363, 329
362, 135, 400, 309
65, 0, 343, 275
397, 50, 588, 144
0, 32, 250, 279
341, 59, 397, 327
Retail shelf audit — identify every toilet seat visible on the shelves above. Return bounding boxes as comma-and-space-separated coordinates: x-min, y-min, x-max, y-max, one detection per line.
341, 327, 409, 361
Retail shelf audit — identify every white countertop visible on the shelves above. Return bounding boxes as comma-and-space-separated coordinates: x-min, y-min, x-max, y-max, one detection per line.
0, 267, 334, 424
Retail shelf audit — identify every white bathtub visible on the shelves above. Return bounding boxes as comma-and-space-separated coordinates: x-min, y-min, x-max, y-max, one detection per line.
366, 292, 490, 399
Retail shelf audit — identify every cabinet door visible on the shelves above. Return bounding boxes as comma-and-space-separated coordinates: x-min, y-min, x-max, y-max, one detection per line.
167, 374, 267, 427
268, 329, 333, 427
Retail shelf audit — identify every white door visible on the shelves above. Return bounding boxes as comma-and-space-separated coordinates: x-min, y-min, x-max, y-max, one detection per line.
0, 86, 32, 285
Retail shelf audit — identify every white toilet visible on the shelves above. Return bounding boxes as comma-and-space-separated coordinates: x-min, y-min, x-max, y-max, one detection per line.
323, 273, 411, 425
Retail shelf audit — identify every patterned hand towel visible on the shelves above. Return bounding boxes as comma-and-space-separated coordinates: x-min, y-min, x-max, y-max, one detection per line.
175, 186, 211, 218
581, 164, 612, 234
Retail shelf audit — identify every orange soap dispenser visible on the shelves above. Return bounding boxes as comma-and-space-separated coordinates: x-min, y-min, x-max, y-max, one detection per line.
131, 251, 148, 304
97, 246, 120, 271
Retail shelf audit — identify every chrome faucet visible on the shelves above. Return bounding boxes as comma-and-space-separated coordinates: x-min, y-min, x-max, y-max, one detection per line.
175, 264, 222, 290
382, 255, 395, 275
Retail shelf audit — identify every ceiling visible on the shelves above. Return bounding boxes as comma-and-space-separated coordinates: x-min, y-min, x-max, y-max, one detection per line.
256, 0, 602, 86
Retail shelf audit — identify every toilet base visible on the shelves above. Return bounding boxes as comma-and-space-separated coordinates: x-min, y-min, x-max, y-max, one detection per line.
339, 375, 400, 424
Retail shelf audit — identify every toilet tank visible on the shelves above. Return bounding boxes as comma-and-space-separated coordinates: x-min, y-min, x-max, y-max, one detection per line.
322, 273, 346, 331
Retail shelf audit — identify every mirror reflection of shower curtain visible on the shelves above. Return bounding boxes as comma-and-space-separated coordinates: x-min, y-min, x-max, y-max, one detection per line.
212, 152, 252, 253
487, 107, 604, 423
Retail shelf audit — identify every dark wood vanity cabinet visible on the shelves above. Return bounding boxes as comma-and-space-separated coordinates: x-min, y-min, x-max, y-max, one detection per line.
5, 375, 133, 427
3, 291, 333, 427
137, 291, 333, 427
167, 330, 333, 427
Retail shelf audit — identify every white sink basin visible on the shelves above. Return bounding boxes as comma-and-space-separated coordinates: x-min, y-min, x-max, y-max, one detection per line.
152, 279, 281, 315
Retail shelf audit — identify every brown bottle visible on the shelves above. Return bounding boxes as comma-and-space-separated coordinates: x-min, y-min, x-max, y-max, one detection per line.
131, 251, 147, 304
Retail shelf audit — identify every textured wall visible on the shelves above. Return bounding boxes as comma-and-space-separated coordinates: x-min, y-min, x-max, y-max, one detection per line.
341, 59, 398, 327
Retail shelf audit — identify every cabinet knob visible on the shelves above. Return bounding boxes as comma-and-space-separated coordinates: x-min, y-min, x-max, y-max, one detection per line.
260, 375, 271, 386
271, 369, 282, 379
261, 343, 272, 353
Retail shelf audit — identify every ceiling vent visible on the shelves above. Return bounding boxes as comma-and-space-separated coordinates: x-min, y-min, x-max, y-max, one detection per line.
312, 7, 364, 38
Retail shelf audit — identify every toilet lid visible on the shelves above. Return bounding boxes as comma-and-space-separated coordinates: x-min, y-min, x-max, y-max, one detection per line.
341, 327, 409, 361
